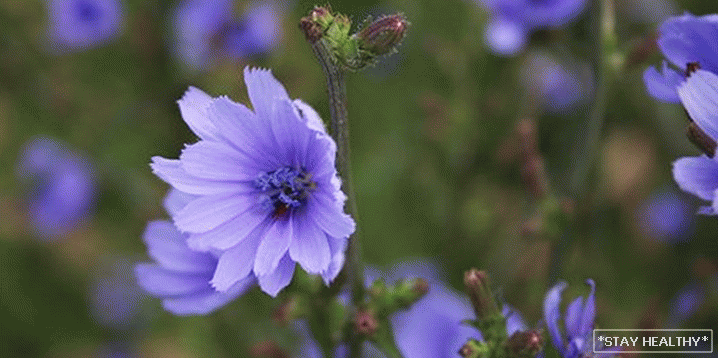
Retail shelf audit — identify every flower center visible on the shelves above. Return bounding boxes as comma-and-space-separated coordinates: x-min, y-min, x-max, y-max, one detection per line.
254, 167, 315, 217
76, 1, 101, 22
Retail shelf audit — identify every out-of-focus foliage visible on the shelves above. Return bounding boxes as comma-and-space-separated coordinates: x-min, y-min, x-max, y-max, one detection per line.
0, 0, 716, 357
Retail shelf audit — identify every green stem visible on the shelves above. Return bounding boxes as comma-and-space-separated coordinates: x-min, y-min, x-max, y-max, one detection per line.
310, 37, 365, 358
549, 0, 619, 283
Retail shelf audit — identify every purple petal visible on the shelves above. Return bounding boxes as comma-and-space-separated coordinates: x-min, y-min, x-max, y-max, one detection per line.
177, 86, 218, 140
564, 296, 584, 338
173, 193, 254, 233
243, 67, 290, 123
210, 228, 264, 291
134, 264, 209, 296
321, 235, 347, 284
180, 140, 259, 181
162, 189, 197, 217
187, 209, 270, 251
643, 62, 683, 103
544, 281, 568, 355
163, 276, 257, 316
257, 253, 295, 297
677, 69, 718, 141
658, 14, 718, 74
484, 17, 528, 57
308, 192, 355, 239
150, 157, 239, 195
289, 217, 331, 274
142, 220, 216, 273
697, 204, 718, 215
578, 279, 596, 335
503, 304, 528, 336
206, 96, 279, 169
269, 99, 302, 166
672, 156, 718, 201
253, 218, 292, 276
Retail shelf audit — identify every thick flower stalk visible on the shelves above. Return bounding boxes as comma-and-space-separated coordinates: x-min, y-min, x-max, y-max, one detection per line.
135, 189, 256, 315
150, 67, 355, 297
46, 0, 124, 52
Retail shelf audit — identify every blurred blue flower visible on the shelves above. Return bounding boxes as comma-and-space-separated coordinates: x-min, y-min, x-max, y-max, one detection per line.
173, 0, 281, 70
643, 13, 718, 103
90, 257, 146, 329
638, 190, 693, 242
665, 282, 703, 328
300, 261, 528, 358
16, 136, 96, 239
672, 70, 718, 214
521, 51, 591, 113
544, 279, 614, 358
477, 0, 588, 56
151, 67, 355, 297
135, 189, 256, 315
46, 0, 123, 52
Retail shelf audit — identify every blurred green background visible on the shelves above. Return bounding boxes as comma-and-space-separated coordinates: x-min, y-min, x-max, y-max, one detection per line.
1, 0, 717, 357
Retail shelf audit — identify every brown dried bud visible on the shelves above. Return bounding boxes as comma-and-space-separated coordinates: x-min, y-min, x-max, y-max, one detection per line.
506, 330, 544, 358
685, 62, 701, 77
357, 14, 409, 55
299, 17, 323, 43
354, 309, 379, 336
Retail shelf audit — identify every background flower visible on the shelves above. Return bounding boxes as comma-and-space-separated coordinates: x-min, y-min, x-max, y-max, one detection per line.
16, 136, 96, 240
477, 0, 588, 56
173, 0, 282, 70
90, 257, 146, 329
151, 67, 355, 297
46, 0, 124, 52
637, 190, 693, 242
520, 50, 592, 113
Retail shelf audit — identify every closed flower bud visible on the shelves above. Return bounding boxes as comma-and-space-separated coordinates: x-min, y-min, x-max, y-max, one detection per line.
459, 339, 488, 358
357, 14, 408, 56
464, 269, 501, 320
354, 308, 379, 336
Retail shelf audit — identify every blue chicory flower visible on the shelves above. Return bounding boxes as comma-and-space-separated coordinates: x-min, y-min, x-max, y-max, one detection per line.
477, 0, 588, 56
150, 67, 355, 297
16, 136, 96, 239
638, 190, 693, 242
46, 0, 123, 52
665, 282, 704, 329
173, 0, 281, 70
672, 69, 718, 214
135, 189, 257, 315
544, 279, 614, 358
300, 261, 528, 358
643, 13, 718, 103
90, 257, 146, 328
521, 51, 591, 113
